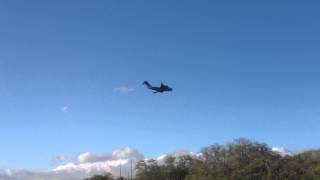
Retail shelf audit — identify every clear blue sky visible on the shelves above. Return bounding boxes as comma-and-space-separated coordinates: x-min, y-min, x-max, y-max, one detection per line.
1, 0, 320, 171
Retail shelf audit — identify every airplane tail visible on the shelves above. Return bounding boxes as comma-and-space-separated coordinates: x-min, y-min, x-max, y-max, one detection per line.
143, 81, 152, 88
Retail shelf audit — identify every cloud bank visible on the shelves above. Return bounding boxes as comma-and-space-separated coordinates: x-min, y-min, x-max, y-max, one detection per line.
0, 147, 144, 180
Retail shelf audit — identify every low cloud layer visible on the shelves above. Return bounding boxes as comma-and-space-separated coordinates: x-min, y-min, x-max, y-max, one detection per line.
0, 147, 144, 180
53, 147, 144, 176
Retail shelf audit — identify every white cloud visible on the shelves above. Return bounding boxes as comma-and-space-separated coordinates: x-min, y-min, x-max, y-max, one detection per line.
53, 159, 127, 174
60, 106, 70, 113
76, 152, 96, 164
272, 147, 292, 156
51, 155, 69, 166
52, 147, 143, 179
55, 155, 68, 162
0, 147, 144, 180
272, 146, 307, 156
112, 147, 143, 160
113, 86, 134, 94
156, 149, 201, 164
157, 154, 167, 161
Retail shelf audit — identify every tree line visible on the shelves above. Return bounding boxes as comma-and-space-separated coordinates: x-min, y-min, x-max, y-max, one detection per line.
86, 138, 320, 180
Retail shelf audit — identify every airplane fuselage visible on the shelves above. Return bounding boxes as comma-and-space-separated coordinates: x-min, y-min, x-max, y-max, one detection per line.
149, 86, 170, 93
143, 81, 173, 93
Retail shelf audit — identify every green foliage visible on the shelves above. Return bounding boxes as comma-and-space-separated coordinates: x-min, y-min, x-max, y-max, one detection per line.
87, 138, 320, 180
85, 173, 114, 180
135, 138, 320, 180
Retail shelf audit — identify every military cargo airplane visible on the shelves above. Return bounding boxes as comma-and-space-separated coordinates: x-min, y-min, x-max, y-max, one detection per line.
143, 81, 173, 93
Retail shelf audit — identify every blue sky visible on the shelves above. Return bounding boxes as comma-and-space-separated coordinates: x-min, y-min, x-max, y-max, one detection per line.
1, 0, 320, 171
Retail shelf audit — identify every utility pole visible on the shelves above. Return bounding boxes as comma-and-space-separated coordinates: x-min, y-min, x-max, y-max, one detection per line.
120, 163, 122, 179
130, 160, 133, 180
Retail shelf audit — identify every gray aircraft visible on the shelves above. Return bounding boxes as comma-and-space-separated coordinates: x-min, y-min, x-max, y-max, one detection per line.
143, 81, 173, 93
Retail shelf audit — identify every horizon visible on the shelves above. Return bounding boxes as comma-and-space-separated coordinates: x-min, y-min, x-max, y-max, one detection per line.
1, 0, 320, 179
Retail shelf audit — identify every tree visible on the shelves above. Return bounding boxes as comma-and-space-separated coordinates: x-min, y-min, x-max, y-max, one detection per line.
88, 138, 320, 180
85, 173, 114, 180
